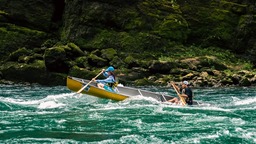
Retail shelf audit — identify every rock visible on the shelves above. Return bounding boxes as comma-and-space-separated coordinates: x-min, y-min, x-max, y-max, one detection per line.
110, 56, 126, 68
68, 66, 96, 79
8, 47, 32, 61
221, 77, 234, 86
149, 60, 178, 74
0, 0, 55, 30
198, 56, 227, 70
180, 57, 201, 70
67, 43, 85, 57
134, 78, 155, 86
182, 73, 195, 80
200, 72, 209, 78
0, 61, 66, 85
44, 46, 70, 73
239, 77, 251, 86
87, 53, 107, 67
212, 70, 222, 77
101, 48, 117, 61
124, 55, 139, 68
0, 71, 3, 79
74, 56, 88, 68
250, 75, 256, 85
148, 76, 158, 81
237, 70, 250, 75
231, 74, 241, 85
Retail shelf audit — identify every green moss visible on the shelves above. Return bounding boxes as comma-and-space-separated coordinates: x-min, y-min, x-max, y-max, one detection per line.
109, 56, 125, 68
0, 23, 47, 59
67, 42, 85, 56
44, 46, 70, 73
101, 48, 117, 60
124, 55, 136, 64
0, 61, 66, 85
159, 46, 253, 71
41, 39, 59, 48
0, 10, 8, 15
68, 66, 98, 80
134, 78, 155, 86
87, 53, 108, 67
75, 56, 88, 68
219, 0, 247, 14
154, 14, 189, 41
8, 47, 32, 61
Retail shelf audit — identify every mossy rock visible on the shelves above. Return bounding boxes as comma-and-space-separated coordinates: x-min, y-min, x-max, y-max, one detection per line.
154, 14, 189, 41
179, 2, 238, 49
198, 56, 227, 70
134, 78, 155, 86
0, 61, 66, 85
101, 48, 117, 61
0, 23, 47, 60
124, 55, 140, 68
117, 67, 148, 83
239, 77, 251, 86
68, 66, 100, 80
75, 56, 88, 68
8, 47, 32, 61
109, 56, 125, 68
41, 39, 59, 48
220, 77, 234, 85
149, 60, 178, 74
219, 1, 247, 14
0, 71, 3, 79
87, 53, 108, 67
0, 0, 55, 30
67, 42, 85, 57
44, 46, 70, 73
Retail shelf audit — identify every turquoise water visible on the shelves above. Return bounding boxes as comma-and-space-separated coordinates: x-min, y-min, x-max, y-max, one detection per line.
0, 84, 255, 143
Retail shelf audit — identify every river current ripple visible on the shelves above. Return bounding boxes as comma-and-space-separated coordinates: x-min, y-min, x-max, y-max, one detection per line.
0, 84, 255, 143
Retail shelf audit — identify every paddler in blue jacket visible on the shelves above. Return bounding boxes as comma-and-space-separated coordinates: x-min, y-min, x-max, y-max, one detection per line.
92, 66, 118, 92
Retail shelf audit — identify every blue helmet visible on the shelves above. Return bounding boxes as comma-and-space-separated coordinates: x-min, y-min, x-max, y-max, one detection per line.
106, 66, 114, 72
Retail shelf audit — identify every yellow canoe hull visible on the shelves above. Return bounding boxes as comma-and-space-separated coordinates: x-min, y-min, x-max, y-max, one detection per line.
66, 76, 128, 101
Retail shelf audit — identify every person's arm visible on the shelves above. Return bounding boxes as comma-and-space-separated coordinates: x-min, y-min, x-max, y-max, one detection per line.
96, 76, 114, 84
180, 94, 188, 98
171, 82, 180, 92
103, 71, 108, 77
92, 69, 106, 82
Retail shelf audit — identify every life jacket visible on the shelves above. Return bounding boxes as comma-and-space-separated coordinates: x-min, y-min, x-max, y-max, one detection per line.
106, 77, 119, 88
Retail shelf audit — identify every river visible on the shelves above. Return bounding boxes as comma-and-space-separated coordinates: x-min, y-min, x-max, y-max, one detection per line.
0, 84, 255, 143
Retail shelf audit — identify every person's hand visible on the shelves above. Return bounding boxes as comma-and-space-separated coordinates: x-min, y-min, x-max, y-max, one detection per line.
102, 69, 105, 72
167, 81, 175, 87
92, 78, 96, 82
168, 81, 175, 85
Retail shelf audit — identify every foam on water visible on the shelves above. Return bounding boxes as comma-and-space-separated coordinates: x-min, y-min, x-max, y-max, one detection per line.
234, 97, 256, 106
1, 85, 256, 143
0, 93, 76, 109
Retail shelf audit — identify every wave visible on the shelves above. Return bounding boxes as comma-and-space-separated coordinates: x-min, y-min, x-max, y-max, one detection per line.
0, 93, 76, 109
234, 97, 256, 106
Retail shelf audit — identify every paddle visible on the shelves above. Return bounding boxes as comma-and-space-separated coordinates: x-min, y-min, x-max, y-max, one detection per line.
171, 83, 186, 106
76, 70, 104, 94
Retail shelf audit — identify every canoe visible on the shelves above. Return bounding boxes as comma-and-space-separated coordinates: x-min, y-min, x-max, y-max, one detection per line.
66, 76, 201, 105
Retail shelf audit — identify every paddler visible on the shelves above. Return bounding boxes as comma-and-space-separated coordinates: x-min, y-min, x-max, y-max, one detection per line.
168, 81, 193, 105
92, 66, 118, 92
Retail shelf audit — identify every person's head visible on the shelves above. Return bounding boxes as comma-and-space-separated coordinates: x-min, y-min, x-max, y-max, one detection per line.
106, 66, 114, 73
182, 80, 189, 88
105, 66, 115, 78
